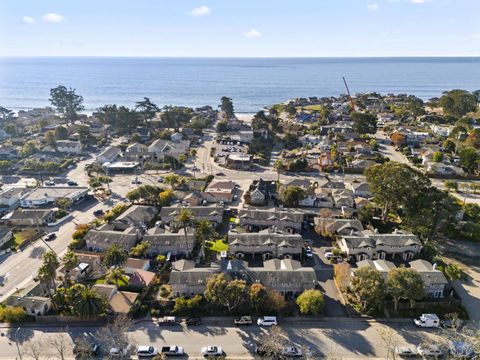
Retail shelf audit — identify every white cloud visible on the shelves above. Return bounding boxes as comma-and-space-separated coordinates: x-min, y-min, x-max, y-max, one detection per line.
42, 13, 65, 23
244, 29, 262, 38
189, 6, 211, 16
474, 34, 480, 39
368, 4, 379, 10
22, 16, 35, 25
410, 0, 431, 3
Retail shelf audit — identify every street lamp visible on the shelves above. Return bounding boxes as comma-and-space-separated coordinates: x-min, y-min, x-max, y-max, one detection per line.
14, 327, 22, 360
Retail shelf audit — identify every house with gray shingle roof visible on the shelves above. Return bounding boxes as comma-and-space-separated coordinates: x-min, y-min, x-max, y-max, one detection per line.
113, 205, 157, 231
228, 228, 303, 260
160, 205, 223, 225
339, 229, 422, 262
142, 227, 196, 256
85, 224, 141, 252
238, 208, 304, 233
314, 217, 364, 237
409, 260, 448, 299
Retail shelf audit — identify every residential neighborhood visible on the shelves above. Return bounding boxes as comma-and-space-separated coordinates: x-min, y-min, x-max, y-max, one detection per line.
0, 88, 479, 359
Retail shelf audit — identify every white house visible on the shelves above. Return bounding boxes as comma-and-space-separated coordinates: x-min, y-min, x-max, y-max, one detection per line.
97, 146, 122, 164
56, 140, 83, 154
20, 187, 89, 208
0, 188, 25, 209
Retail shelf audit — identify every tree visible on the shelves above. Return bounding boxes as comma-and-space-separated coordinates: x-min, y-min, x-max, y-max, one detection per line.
172, 295, 203, 316
220, 96, 234, 120
135, 97, 159, 123
283, 133, 301, 150
387, 267, 425, 311
129, 241, 150, 258
439, 89, 478, 118
164, 174, 182, 189
0, 306, 26, 322
20, 141, 38, 158
105, 267, 129, 288
49, 85, 85, 123
0, 106, 14, 122
160, 105, 193, 128
62, 249, 79, 284
432, 151, 443, 162
158, 189, 174, 207
273, 159, 284, 182
351, 112, 377, 134
49, 334, 70, 360
195, 218, 214, 250
216, 121, 228, 133
204, 273, 247, 313
103, 244, 128, 268
38, 250, 60, 294
175, 209, 194, 254
249, 283, 268, 313
443, 180, 458, 192
459, 147, 478, 174
126, 184, 163, 206
23, 338, 44, 360
96, 314, 134, 359
443, 138, 456, 153
390, 132, 406, 147
443, 263, 462, 281
255, 326, 287, 358
365, 162, 431, 220
348, 267, 386, 314
296, 289, 325, 316
56, 197, 72, 211
54, 126, 69, 140
280, 186, 306, 206
265, 288, 287, 313
45, 130, 57, 147
71, 285, 108, 319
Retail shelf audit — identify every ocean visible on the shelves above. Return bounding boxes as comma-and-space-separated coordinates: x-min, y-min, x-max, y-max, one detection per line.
0, 57, 479, 113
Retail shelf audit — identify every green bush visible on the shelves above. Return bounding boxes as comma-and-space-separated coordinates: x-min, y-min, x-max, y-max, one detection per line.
0, 306, 26, 323
296, 289, 325, 316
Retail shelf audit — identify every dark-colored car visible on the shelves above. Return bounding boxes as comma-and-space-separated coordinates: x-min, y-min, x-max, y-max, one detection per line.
67, 180, 78, 186
93, 209, 104, 217
186, 317, 202, 326
45, 233, 56, 241
215, 172, 225, 176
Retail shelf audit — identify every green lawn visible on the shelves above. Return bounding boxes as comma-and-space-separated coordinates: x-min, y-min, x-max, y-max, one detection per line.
205, 239, 229, 253
13, 233, 25, 247
95, 278, 129, 287
229, 217, 237, 223
299, 104, 323, 112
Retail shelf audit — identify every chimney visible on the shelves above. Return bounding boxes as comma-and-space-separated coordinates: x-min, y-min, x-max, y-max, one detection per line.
374, 228, 378, 234
433, 263, 437, 270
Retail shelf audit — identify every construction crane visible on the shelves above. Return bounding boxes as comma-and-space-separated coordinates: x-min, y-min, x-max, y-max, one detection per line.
342, 76, 356, 112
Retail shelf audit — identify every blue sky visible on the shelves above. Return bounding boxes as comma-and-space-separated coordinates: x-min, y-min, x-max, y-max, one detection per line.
1, 0, 479, 57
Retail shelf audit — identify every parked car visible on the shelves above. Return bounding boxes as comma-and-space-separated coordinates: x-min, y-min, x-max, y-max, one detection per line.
215, 172, 225, 176
45, 233, 56, 241
395, 346, 418, 358
417, 344, 443, 357
137, 346, 158, 357
67, 180, 78, 186
93, 209, 104, 217
304, 246, 313, 258
160, 345, 184, 357
234, 316, 252, 326
201, 346, 224, 357
324, 252, 335, 260
157, 177, 164, 183
109, 345, 133, 357
158, 316, 177, 326
44, 180, 55, 186
185, 317, 202, 326
155, 220, 162, 228
131, 178, 142, 185
257, 316, 277, 326
281, 346, 303, 358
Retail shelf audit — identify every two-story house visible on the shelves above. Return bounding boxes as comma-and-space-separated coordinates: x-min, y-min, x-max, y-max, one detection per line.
56, 140, 83, 154
238, 208, 304, 233
142, 227, 196, 257
160, 205, 224, 226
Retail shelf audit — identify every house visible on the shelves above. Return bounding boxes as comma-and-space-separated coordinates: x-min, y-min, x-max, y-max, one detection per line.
348, 181, 372, 198
228, 228, 303, 260
169, 258, 316, 299
56, 140, 83, 154
112, 205, 157, 231
85, 224, 141, 252
125, 258, 151, 273
142, 227, 196, 256
136, 127, 151, 142
5, 209, 55, 226
349, 158, 377, 170
20, 187, 89, 208
57, 252, 102, 281
0, 188, 25, 210
225, 153, 253, 170
425, 162, 464, 176
201, 180, 237, 204
96, 146, 122, 164
148, 139, 190, 161
279, 179, 319, 207
338, 229, 422, 262
248, 178, 277, 206
160, 205, 224, 225
409, 260, 448, 299
92, 284, 139, 314
124, 143, 149, 162
127, 269, 156, 289
0, 145, 18, 160
314, 218, 364, 237
238, 208, 304, 233
354, 259, 396, 280
170, 132, 183, 143
331, 189, 355, 209
0, 227, 12, 247
6, 295, 51, 316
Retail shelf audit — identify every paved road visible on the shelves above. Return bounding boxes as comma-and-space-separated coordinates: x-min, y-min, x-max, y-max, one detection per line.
0, 319, 444, 359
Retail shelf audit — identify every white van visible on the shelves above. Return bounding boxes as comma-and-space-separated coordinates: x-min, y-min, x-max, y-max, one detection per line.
136, 346, 157, 357
257, 316, 277, 326
414, 313, 440, 328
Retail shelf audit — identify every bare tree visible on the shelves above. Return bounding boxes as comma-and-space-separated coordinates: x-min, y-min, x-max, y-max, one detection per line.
256, 326, 287, 358
73, 337, 95, 360
49, 333, 71, 360
378, 328, 399, 360
96, 314, 135, 359
22, 338, 44, 360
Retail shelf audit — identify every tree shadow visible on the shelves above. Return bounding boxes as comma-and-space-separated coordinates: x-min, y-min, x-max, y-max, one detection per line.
29, 245, 46, 259
6, 327, 34, 344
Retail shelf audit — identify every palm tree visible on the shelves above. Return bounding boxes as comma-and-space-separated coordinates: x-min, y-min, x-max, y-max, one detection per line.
195, 218, 214, 254
62, 250, 78, 285
175, 209, 194, 255
72, 286, 107, 320
103, 244, 128, 268
273, 159, 284, 182
105, 267, 129, 288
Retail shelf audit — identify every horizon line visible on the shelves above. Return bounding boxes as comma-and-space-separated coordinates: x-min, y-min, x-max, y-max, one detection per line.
1, 55, 480, 59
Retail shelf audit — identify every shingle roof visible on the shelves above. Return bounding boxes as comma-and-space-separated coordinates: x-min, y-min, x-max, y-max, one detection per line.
238, 208, 304, 223
228, 231, 303, 248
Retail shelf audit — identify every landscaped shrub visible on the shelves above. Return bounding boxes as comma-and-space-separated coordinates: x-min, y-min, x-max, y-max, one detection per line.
0, 306, 26, 323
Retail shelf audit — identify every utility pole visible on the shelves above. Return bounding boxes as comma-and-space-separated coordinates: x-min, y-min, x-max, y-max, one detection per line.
14, 327, 22, 360
343, 76, 356, 112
